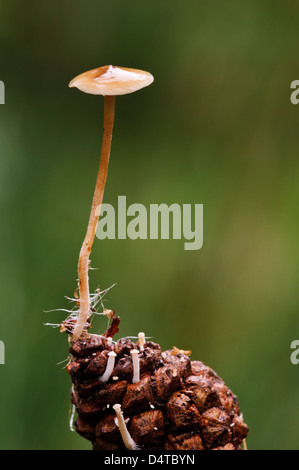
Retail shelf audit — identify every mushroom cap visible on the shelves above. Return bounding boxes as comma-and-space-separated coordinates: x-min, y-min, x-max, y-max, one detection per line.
69, 65, 154, 96
130, 349, 139, 355
113, 403, 121, 411
108, 351, 117, 357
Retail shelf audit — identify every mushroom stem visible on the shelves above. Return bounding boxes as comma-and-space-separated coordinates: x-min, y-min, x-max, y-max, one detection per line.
113, 404, 139, 450
138, 332, 145, 351
130, 349, 140, 383
72, 96, 115, 341
100, 351, 117, 383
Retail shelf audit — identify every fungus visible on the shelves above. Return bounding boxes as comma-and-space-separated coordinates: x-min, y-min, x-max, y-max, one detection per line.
69, 65, 154, 341
138, 332, 146, 351
130, 349, 140, 383
99, 351, 117, 383
113, 403, 139, 450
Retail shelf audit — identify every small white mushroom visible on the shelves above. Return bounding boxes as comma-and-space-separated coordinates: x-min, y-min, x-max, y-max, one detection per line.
107, 337, 113, 347
130, 349, 140, 383
138, 332, 146, 351
99, 351, 117, 383
113, 404, 139, 450
69, 404, 76, 432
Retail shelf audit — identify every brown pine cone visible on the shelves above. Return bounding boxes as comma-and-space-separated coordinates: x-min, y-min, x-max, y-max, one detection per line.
67, 334, 248, 450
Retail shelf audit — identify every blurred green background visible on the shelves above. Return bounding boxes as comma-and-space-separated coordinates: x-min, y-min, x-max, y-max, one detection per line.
0, 0, 299, 450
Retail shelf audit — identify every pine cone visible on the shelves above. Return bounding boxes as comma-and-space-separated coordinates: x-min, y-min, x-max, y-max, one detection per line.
67, 333, 248, 450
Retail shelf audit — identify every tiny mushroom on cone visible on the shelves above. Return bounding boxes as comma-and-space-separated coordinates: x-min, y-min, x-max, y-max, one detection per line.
69, 65, 154, 341
138, 332, 146, 351
130, 349, 140, 383
99, 351, 117, 383
113, 403, 139, 450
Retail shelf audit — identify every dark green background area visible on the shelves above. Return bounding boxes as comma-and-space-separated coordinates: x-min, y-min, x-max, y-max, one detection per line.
0, 0, 298, 450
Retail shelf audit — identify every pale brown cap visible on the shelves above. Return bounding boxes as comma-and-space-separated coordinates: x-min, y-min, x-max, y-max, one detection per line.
69, 65, 154, 96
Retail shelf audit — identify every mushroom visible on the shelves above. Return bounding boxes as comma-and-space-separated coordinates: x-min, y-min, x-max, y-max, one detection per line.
138, 332, 146, 351
99, 350, 117, 383
130, 348, 140, 383
113, 403, 139, 450
69, 65, 154, 341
